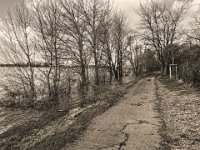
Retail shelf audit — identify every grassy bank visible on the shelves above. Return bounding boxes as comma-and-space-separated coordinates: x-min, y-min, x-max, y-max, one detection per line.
0, 77, 141, 150
158, 76, 196, 95
159, 76, 186, 91
157, 76, 200, 150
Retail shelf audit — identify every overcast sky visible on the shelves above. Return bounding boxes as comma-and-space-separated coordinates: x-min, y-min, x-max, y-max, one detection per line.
0, 0, 200, 28
116, 0, 200, 27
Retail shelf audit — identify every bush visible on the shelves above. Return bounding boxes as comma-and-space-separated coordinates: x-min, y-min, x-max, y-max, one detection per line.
178, 45, 200, 88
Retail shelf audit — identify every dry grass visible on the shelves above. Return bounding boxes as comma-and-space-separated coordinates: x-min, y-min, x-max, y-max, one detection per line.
157, 77, 200, 150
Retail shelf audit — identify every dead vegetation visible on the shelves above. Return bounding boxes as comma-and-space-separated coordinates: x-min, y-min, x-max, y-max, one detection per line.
157, 77, 200, 150
0, 77, 138, 150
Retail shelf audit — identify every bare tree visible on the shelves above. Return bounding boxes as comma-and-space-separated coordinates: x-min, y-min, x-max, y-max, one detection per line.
127, 34, 143, 76
188, 11, 200, 43
138, 0, 187, 75
60, 0, 89, 89
111, 12, 129, 82
79, 0, 111, 85
33, 0, 63, 104
99, 19, 114, 83
142, 49, 159, 73
0, 0, 36, 106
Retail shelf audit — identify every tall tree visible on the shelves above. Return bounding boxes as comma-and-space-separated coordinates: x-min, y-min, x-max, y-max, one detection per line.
99, 18, 114, 83
138, 0, 187, 75
188, 11, 200, 43
111, 12, 129, 82
0, 0, 36, 103
127, 34, 143, 76
34, 0, 63, 103
60, 0, 89, 88
80, 0, 111, 85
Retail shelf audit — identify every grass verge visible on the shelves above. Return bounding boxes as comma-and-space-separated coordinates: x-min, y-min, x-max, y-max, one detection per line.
156, 76, 200, 150
155, 78, 172, 150
159, 76, 185, 91
158, 76, 196, 95
6, 77, 141, 150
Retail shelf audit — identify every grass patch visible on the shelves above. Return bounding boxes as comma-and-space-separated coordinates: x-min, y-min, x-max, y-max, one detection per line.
24, 103, 109, 150
158, 76, 200, 97
155, 80, 172, 150
21, 88, 126, 150
6, 77, 141, 150
157, 76, 200, 149
159, 76, 186, 91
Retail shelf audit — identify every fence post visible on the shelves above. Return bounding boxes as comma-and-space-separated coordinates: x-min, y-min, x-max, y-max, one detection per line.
169, 64, 172, 79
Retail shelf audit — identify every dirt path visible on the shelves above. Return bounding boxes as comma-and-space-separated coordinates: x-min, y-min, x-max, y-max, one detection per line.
63, 77, 161, 150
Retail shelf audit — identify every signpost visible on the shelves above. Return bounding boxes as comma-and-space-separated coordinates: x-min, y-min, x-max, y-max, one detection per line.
169, 64, 178, 79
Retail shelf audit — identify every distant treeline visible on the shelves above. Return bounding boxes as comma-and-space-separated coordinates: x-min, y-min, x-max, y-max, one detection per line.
0, 63, 50, 67
0, 63, 110, 69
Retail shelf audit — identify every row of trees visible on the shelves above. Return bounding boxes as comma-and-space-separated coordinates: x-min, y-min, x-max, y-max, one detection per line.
2, 0, 198, 108
138, 0, 200, 88
138, 0, 187, 75
0, 0, 136, 108
176, 9, 200, 87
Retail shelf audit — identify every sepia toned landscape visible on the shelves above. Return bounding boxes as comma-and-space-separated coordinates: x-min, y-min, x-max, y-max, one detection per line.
0, 0, 199, 150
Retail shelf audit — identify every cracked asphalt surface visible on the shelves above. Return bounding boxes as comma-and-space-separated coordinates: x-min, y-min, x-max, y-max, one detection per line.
64, 77, 161, 150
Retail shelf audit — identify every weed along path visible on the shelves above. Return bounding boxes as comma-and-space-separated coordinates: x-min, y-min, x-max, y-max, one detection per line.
63, 77, 161, 150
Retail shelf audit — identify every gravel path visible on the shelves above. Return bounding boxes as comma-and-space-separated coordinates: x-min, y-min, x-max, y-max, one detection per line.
63, 77, 161, 150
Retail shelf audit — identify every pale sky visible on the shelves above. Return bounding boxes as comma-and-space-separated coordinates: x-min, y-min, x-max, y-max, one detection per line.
116, 0, 200, 28
0, 0, 200, 28
116, 0, 142, 27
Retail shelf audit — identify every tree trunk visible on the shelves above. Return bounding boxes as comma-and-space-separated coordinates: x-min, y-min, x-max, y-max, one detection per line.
94, 60, 100, 85
114, 66, 118, 81
80, 64, 87, 87
109, 67, 113, 83
161, 65, 168, 76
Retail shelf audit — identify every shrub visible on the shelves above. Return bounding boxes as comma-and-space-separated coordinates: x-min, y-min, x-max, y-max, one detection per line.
178, 45, 200, 88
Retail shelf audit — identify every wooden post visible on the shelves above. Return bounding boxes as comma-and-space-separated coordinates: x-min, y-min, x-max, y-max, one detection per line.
169, 64, 172, 79
169, 64, 178, 79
